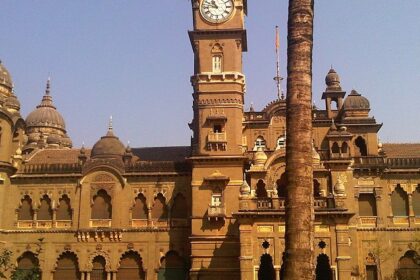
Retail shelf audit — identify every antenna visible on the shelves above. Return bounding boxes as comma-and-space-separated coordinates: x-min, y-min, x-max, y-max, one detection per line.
273, 26, 284, 100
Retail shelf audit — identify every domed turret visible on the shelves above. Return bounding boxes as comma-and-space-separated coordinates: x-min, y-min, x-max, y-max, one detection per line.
91, 117, 125, 158
343, 90, 370, 110
24, 79, 72, 152
0, 60, 13, 93
4, 92, 21, 112
325, 68, 341, 91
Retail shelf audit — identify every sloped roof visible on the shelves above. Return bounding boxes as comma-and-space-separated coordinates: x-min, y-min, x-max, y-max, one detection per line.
132, 146, 190, 161
382, 143, 420, 158
24, 148, 88, 164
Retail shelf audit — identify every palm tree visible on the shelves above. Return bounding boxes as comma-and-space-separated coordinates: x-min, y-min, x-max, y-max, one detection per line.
283, 0, 315, 279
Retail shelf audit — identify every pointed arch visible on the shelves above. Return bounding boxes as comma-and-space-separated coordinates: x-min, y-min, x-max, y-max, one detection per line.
315, 254, 332, 280
258, 253, 275, 280
91, 256, 107, 280
117, 251, 145, 280
91, 189, 112, 219
413, 185, 420, 216
158, 251, 187, 280
132, 193, 148, 220
254, 136, 266, 151
18, 195, 34, 221
331, 142, 340, 155
13, 251, 41, 279
276, 173, 287, 198
152, 193, 168, 220
396, 250, 420, 280
355, 136, 367, 156
171, 193, 188, 219
38, 194, 53, 220
256, 180, 268, 198
313, 179, 321, 197
56, 194, 72, 220
53, 251, 81, 280
391, 184, 409, 216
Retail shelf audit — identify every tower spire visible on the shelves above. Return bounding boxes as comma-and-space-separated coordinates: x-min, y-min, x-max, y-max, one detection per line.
273, 26, 284, 100
45, 77, 51, 96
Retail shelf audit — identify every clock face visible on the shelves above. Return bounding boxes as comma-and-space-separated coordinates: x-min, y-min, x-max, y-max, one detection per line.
200, 0, 234, 23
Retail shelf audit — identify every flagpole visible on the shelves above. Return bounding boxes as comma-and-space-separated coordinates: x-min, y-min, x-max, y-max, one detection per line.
274, 25, 284, 100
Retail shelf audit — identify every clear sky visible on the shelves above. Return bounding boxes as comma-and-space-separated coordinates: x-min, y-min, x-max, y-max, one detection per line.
1, 1, 419, 147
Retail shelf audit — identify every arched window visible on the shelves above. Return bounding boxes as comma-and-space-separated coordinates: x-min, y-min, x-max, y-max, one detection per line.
256, 180, 267, 198
315, 254, 332, 280
355, 136, 368, 156
331, 142, 340, 155
53, 252, 81, 280
132, 194, 148, 220
413, 185, 420, 216
117, 251, 145, 280
91, 190, 112, 219
158, 251, 187, 280
358, 193, 377, 216
341, 142, 349, 156
14, 251, 40, 279
152, 193, 168, 220
276, 136, 286, 150
38, 195, 53, 220
91, 256, 107, 280
56, 195, 72, 220
258, 253, 275, 280
396, 250, 420, 280
18, 195, 34, 221
313, 179, 321, 197
366, 265, 378, 280
253, 136, 266, 151
212, 55, 222, 73
276, 173, 287, 198
391, 185, 409, 216
171, 193, 188, 219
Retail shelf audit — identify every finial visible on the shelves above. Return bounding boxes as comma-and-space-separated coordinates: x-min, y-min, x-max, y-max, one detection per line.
45, 77, 51, 96
273, 25, 284, 100
108, 115, 113, 131
250, 102, 254, 112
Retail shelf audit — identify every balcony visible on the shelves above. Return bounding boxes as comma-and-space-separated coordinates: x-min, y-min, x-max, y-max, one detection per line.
353, 156, 386, 169
89, 219, 111, 228
359, 216, 378, 227
239, 197, 333, 212
55, 220, 72, 228
131, 219, 148, 228
386, 158, 420, 169
17, 220, 33, 229
208, 205, 226, 220
36, 220, 53, 229
207, 132, 227, 143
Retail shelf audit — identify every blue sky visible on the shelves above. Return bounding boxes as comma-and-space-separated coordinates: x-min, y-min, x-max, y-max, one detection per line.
1, 1, 419, 147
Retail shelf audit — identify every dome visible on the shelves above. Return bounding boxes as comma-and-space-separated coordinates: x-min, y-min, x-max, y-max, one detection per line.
5, 94, 20, 111
325, 68, 341, 91
343, 90, 370, 110
91, 124, 125, 158
25, 80, 66, 130
0, 60, 13, 90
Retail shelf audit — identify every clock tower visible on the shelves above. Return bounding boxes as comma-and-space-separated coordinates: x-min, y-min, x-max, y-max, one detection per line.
189, 0, 247, 279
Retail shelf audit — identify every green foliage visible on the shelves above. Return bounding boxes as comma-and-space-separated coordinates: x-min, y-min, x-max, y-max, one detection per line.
0, 238, 44, 280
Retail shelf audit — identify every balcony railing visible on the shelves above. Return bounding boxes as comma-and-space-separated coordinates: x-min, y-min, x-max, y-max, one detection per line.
208, 205, 226, 220
89, 219, 111, 228
359, 216, 377, 227
386, 158, 420, 169
353, 156, 386, 168
55, 220, 72, 228
240, 197, 332, 212
207, 132, 227, 143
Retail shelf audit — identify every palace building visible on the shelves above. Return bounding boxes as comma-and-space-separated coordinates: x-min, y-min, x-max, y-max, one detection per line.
0, 1, 419, 279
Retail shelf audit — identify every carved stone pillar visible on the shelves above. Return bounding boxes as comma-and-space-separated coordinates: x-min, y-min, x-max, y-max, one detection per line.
86, 272, 91, 280
335, 224, 352, 280
106, 271, 111, 280
239, 222, 253, 280
33, 209, 38, 227
147, 205, 152, 226
408, 194, 415, 226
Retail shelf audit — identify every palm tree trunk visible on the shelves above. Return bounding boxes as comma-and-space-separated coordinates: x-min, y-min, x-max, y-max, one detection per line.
283, 0, 315, 279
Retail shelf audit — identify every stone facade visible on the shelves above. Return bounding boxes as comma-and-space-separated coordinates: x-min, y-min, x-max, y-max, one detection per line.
0, 1, 419, 280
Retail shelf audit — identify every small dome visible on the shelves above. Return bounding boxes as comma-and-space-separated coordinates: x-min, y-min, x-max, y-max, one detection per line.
325, 68, 341, 91
253, 146, 268, 166
61, 135, 72, 148
26, 81, 66, 130
91, 124, 125, 158
343, 90, 370, 110
0, 60, 13, 90
5, 94, 20, 111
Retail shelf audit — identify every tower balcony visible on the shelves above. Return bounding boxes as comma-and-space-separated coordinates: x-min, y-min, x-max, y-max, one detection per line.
207, 131, 227, 143
207, 204, 226, 221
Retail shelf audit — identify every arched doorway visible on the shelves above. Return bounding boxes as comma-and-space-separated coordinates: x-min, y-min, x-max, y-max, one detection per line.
315, 254, 332, 280
13, 251, 41, 279
258, 253, 275, 280
91, 256, 107, 280
53, 252, 81, 280
158, 251, 187, 280
256, 180, 268, 198
117, 251, 145, 280
276, 173, 287, 198
396, 250, 420, 280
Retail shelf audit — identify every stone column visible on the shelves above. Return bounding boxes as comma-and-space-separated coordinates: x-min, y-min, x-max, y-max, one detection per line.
106, 271, 111, 280
408, 193, 415, 226
335, 224, 352, 280
112, 271, 117, 280
239, 222, 254, 280
86, 272, 91, 280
